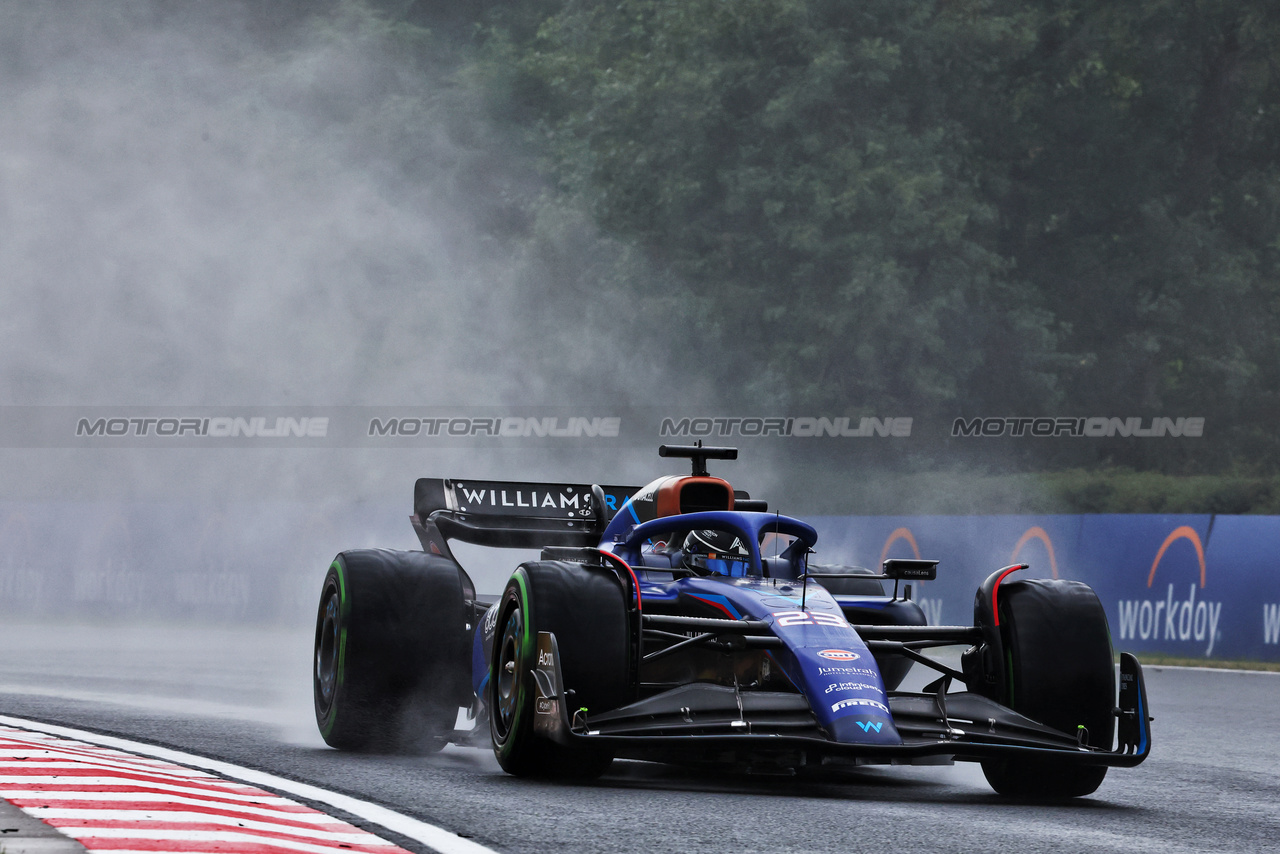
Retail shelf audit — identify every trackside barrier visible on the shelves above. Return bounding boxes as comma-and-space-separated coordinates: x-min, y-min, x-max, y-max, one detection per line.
1, 501, 1277, 660
0, 500, 417, 623
810, 514, 1280, 662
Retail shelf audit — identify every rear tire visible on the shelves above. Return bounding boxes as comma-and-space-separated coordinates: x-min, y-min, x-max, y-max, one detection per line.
313, 549, 468, 752
980, 578, 1115, 798
489, 560, 629, 778
815, 565, 886, 596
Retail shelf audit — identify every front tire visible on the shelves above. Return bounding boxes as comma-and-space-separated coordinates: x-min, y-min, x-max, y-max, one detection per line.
489, 560, 629, 778
980, 578, 1115, 798
314, 549, 468, 752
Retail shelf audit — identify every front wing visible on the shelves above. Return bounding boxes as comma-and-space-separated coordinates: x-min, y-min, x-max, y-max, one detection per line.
528, 632, 1152, 768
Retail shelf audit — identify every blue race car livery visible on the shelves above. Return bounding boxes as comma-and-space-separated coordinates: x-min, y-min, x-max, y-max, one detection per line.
313, 444, 1150, 798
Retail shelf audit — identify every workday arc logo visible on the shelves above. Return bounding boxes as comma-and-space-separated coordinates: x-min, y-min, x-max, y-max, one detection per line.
1148, 525, 1206, 589
1118, 524, 1222, 656
1010, 526, 1059, 579
878, 527, 921, 566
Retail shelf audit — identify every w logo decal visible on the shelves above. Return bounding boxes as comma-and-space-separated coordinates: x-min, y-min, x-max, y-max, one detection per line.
856, 721, 884, 733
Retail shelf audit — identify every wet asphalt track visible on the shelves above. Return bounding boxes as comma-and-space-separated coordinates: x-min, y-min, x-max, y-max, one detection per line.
0, 621, 1277, 854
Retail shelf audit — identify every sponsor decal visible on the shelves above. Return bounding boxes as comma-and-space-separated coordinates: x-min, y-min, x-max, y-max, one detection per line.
537, 649, 554, 667
482, 605, 499, 636
1118, 584, 1223, 656
1266, 604, 1280, 645
824, 681, 879, 695
369, 416, 620, 438
456, 485, 592, 516
660, 416, 911, 439
818, 649, 860, 661
773, 610, 847, 628
1117, 526, 1221, 655
535, 697, 557, 716
951, 416, 1204, 439
77, 416, 328, 438
855, 720, 885, 733
831, 697, 890, 714
817, 665, 878, 678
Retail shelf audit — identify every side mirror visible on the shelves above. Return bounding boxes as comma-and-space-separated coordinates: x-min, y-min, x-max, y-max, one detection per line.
882, 558, 938, 580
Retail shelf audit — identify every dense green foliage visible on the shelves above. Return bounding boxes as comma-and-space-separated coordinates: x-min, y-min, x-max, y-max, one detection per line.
483, 0, 1280, 471
259, 1, 1280, 478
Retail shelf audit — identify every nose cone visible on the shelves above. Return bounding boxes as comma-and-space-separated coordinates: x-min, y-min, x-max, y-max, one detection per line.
827, 707, 900, 744
808, 663, 902, 744
679, 575, 905, 746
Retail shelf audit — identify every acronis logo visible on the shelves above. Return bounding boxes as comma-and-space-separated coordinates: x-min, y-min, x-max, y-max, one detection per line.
855, 720, 884, 734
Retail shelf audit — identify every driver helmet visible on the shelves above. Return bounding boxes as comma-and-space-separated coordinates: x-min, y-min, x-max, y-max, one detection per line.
682, 529, 752, 577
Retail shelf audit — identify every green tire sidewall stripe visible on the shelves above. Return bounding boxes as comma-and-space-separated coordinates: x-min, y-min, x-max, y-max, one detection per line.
496, 568, 532, 759
320, 557, 350, 739
998, 599, 1016, 709
1005, 646, 1015, 708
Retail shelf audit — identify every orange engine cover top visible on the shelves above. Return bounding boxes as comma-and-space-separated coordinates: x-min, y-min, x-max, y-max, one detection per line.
627, 475, 735, 522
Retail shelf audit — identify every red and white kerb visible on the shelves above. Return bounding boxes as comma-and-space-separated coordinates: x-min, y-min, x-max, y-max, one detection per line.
0, 725, 412, 854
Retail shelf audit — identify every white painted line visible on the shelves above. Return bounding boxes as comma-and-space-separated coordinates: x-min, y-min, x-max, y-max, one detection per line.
0, 777, 272, 800
0, 716, 498, 854
1142, 664, 1280, 676
1, 763, 202, 782
0, 763, 218, 783
5, 793, 343, 821
28, 811, 393, 841
54, 828, 399, 854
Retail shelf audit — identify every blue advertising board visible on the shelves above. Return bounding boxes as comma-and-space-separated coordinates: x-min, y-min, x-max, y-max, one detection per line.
811, 514, 1280, 662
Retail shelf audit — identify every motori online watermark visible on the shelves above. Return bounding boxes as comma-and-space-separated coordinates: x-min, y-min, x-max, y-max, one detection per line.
76, 416, 329, 438
660, 416, 912, 438
952, 416, 1204, 438
368, 416, 621, 438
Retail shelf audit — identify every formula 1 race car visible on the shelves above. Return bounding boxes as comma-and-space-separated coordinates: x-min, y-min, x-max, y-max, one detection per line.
312, 445, 1151, 797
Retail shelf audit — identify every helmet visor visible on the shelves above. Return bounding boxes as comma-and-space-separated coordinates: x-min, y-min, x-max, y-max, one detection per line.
702, 556, 749, 577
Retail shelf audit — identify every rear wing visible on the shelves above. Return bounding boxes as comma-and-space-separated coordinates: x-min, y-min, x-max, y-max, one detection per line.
412, 478, 639, 555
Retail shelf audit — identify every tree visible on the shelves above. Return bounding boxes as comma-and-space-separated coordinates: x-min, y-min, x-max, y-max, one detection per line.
496, 0, 1061, 416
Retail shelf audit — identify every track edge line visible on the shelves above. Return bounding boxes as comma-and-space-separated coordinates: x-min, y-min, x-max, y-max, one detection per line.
0, 715, 498, 854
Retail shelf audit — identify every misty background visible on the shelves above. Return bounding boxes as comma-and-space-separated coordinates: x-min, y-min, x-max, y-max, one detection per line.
0, 1, 691, 621
1, 0, 1278, 646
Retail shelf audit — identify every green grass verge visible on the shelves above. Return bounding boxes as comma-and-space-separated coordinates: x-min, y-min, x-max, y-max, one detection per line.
1135, 653, 1280, 672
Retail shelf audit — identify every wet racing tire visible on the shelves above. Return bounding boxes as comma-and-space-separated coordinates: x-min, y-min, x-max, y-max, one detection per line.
981, 578, 1116, 798
313, 549, 468, 752
489, 560, 629, 778
815, 565, 886, 596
